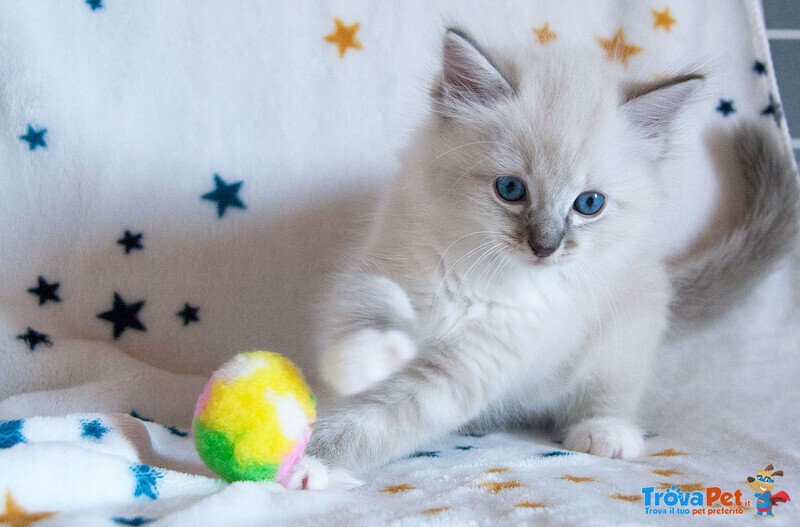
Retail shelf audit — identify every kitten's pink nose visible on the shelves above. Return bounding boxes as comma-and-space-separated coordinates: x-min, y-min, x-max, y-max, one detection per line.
529, 242, 556, 258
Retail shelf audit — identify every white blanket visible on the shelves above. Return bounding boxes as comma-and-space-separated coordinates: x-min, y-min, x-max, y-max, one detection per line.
1, 1, 797, 525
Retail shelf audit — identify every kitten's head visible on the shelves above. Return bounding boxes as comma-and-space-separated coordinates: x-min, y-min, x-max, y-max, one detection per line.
419, 29, 701, 276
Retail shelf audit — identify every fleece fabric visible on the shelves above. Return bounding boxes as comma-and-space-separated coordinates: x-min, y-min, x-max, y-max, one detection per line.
0, 1, 797, 525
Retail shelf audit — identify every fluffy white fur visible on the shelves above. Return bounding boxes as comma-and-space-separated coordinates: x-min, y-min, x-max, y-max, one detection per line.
292, 29, 798, 487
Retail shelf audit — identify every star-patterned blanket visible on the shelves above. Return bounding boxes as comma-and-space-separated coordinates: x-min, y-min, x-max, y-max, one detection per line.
1, 1, 798, 526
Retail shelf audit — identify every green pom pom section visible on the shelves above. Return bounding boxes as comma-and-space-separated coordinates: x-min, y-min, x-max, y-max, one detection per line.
194, 420, 278, 482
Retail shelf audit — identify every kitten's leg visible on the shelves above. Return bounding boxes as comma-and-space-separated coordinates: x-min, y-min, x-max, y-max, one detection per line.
306, 333, 522, 475
560, 280, 669, 459
319, 274, 418, 395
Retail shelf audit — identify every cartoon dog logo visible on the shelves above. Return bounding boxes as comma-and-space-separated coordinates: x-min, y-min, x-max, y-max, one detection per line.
747, 464, 791, 517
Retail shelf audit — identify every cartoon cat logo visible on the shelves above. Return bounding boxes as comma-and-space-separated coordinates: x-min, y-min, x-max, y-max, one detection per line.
747, 464, 791, 517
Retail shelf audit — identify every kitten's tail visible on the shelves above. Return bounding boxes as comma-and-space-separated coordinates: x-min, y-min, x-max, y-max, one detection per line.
669, 122, 799, 333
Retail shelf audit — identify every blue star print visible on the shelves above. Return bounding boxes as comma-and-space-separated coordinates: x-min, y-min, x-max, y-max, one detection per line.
111, 516, 156, 527
130, 410, 153, 422
27, 276, 61, 305
19, 125, 47, 150
410, 451, 441, 458
716, 99, 735, 117
131, 464, 164, 500
176, 304, 200, 326
166, 425, 188, 437
201, 174, 246, 218
86, 0, 103, 10
112, 517, 155, 526
0, 420, 26, 449
761, 94, 782, 126
97, 292, 147, 339
81, 419, 110, 440
753, 60, 767, 75
16, 328, 53, 351
539, 450, 572, 458
117, 230, 144, 254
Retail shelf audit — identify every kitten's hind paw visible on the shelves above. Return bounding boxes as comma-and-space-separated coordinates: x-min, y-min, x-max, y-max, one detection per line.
563, 417, 644, 459
284, 455, 364, 490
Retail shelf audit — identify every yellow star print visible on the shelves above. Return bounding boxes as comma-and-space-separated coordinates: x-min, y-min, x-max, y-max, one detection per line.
652, 7, 677, 31
532, 23, 557, 45
324, 17, 363, 58
381, 483, 416, 494
516, 500, 546, 509
650, 448, 687, 457
596, 28, 642, 68
478, 479, 524, 493
0, 492, 56, 527
560, 474, 597, 483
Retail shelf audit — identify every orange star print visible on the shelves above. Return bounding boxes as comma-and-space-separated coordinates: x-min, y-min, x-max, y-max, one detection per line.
532, 23, 557, 45
596, 28, 642, 68
324, 17, 363, 58
652, 7, 677, 31
0, 492, 56, 527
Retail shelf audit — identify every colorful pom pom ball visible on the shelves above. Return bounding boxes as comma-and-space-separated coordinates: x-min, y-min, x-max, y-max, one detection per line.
193, 351, 316, 484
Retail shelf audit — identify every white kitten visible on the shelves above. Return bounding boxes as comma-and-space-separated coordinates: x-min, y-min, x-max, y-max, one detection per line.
288, 29, 798, 489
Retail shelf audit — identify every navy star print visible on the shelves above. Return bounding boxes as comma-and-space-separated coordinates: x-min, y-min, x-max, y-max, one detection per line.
166, 425, 188, 437
28, 276, 61, 305
86, 0, 103, 10
176, 303, 200, 326
201, 174, 246, 218
17, 328, 53, 351
81, 419, 111, 440
716, 99, 735, 117
0, 420, 26, 449
131, 464, 164, 499
761, 94, 782, 126
410, 451, 440, 458
19, 125, 47, 150
539, 450, 572, 458
753, 60, 767, 75
117, 230, 144, 254
130, 410, 153, 422
112, 517, 155, 526
97, 292, 147, 339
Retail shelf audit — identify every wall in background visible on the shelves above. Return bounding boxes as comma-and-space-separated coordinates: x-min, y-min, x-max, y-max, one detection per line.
763, 0, 800, 164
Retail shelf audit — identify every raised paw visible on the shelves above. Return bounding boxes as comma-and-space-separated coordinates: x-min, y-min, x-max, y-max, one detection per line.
562, 417, 644, 459
321, 328, 417, 395
284, 456, 363, 491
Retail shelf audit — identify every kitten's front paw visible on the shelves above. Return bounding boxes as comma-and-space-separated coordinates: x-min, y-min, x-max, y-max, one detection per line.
321, 328, 417, 395
563, 417, 644, 459
284, 456, 363, 491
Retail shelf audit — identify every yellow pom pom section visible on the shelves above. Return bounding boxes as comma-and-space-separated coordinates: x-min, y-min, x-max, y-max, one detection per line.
198, 351, 316, 468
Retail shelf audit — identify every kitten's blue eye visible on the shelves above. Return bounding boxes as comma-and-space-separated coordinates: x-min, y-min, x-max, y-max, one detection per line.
573, 191, 605, 216
495, 176, 527, 202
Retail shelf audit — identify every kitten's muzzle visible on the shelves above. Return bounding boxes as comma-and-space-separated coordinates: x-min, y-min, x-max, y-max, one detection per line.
528, 240, 557, 258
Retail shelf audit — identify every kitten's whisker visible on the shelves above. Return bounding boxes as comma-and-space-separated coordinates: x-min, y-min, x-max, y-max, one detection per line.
486, 250, 512, 289
433, 242, 504, 343
572, 261, 603, 347
431, 239, 500, 323
476, 245, 507, 288
432, 154, 496, 204
458, 243, 504, 295
427, 140, 516, 167
435, 231, 504, 277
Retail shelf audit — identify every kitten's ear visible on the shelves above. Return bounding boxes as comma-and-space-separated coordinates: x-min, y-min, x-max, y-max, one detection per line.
621, 74, 704, 145
433, 29, 513, 113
